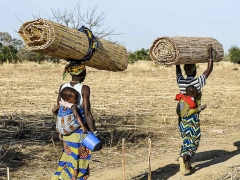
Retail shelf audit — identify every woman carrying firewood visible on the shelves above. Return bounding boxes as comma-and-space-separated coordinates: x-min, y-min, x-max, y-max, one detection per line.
175, 45, 215, 175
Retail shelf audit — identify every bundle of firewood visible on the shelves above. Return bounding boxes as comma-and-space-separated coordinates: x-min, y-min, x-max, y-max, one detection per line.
18, 18, 128, 71
150, 36, 224, 65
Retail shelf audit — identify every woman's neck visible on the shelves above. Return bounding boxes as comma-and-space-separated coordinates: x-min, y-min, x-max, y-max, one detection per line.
70, 80, 80, 86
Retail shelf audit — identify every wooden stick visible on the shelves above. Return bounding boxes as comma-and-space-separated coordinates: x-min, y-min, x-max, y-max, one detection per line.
50, 136, 57, 151
50, 135, 60, 159
148, 138, 152, 180
122, 138, 125, 180
7, 167, 10, 180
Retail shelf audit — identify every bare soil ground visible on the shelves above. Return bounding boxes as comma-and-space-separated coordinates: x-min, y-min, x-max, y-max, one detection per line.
0, 61, 240, 180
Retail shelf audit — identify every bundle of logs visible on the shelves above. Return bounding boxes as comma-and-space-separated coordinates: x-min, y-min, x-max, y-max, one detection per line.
18, 18, 128, 71
150, 36, 224, 65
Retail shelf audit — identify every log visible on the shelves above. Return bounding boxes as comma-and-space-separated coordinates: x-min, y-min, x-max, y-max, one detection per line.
18, 18, 128, 71
150, 36, 224, 65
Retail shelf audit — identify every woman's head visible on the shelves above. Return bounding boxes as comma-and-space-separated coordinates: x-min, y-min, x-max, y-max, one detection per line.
184, 64, 197, 77
186, 85, 198, 99
60, 87, 78, 103
72, 69, 86, 83
63, 60, 86, 82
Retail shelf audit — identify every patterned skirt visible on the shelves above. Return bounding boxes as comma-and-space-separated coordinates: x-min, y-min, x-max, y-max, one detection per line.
52, 129, 91, 180
179, 114, 201, 158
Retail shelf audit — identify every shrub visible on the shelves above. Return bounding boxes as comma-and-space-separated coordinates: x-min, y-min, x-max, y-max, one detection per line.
228, 46, 240, 64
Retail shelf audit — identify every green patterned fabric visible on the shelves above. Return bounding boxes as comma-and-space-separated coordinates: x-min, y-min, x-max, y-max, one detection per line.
179, 114, 201, 158
63, 62, 86, 80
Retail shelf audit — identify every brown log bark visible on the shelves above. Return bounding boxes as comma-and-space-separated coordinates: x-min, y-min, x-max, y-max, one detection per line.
18, 18, 128, 71
150, 36, 224, 65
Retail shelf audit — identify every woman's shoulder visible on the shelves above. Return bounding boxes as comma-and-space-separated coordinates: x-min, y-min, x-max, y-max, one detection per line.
82, 84, 90, 91
81, 85, 90, 95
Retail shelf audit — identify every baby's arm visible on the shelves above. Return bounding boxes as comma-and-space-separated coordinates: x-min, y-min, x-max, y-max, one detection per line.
71, 105, 88, 132
188, 104, 207, 116
52, 104, 60, 115
199, 104, 207, 111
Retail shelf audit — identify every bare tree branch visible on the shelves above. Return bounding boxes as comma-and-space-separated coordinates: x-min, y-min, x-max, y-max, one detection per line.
48, 2, 123, 44
31, 11, 41, 19
14, 13, 23, 24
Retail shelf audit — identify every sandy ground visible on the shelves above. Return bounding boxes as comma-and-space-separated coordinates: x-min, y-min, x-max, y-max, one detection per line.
0, 61, 240, 180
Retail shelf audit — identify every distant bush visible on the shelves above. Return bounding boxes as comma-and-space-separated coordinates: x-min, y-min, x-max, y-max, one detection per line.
128, 48, 151, 64
17, 48, 61, 64
0, 32, 61, 64
228, 45, 240, 64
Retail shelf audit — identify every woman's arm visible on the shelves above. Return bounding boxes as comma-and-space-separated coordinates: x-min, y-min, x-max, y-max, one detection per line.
203, 45, 214, 79
82, 85, 97, 133
176, 65, 182, 76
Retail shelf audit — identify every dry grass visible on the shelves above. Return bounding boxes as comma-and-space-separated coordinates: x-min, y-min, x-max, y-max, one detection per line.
0, 61, 240, 179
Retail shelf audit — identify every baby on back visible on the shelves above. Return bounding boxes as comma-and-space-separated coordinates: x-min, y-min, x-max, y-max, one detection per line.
176, 85, 207, 118
52, 87, 87, 140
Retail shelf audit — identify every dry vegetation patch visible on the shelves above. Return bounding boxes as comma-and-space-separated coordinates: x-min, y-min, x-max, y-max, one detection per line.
0, 61, 240, 179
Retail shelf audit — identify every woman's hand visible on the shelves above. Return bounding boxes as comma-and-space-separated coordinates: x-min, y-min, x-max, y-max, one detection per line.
208, 44, 213, 59
82, 127, 88, 133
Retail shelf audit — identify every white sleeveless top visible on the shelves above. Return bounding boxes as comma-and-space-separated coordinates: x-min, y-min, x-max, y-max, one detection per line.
60, 82, 83, 107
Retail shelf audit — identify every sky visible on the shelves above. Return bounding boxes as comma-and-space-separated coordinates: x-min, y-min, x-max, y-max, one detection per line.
1, 0, 239, 54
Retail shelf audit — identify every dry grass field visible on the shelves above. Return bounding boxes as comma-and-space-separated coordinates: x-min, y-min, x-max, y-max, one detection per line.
0, 61, 240, 180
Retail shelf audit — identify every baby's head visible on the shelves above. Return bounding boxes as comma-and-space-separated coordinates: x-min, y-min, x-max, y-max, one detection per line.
60, 87, 78, 104
186, 85, 198, 99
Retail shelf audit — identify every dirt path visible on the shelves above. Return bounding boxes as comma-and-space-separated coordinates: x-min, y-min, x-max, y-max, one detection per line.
89, 126, 240, 180
90, 152, 240, 180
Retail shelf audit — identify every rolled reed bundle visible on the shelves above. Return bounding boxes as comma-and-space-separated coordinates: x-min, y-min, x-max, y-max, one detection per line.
150, 36, 224, 65
18, 18, 128, 71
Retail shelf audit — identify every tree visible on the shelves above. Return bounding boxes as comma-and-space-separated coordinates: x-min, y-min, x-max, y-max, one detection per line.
128, 48, 151, 64
228, 45, 240, 64
17, 47, 61, 63
0, 32, 12, 46
49, 3, 122, 41
0, 32, 22, 63
1, 45, 18, 63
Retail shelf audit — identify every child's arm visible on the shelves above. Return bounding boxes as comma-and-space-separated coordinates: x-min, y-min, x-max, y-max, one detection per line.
199, 104, 207, 111
187, 104, 207, 116
52, 104, 60, 115
71, 105, 88, 132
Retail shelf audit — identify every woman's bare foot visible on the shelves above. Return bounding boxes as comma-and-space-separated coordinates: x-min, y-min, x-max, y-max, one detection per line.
59, 134, 63, 140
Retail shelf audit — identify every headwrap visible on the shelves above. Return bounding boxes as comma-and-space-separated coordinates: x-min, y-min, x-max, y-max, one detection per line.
62, 26, 97, 80
63, 62, 86, 80
184, 64, 196, 76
